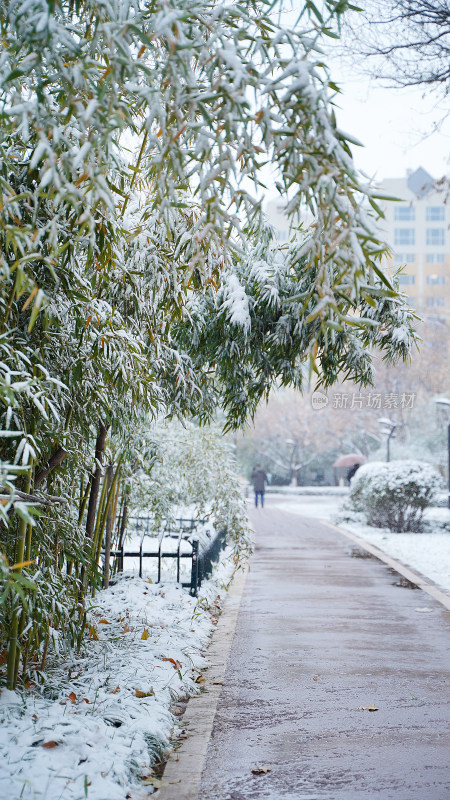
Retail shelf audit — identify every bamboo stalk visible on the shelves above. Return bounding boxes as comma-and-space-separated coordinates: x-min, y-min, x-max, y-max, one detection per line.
102, 465, 114, 589
34, 446, 68, 489
78, 424, 108, 605
78, 475, 91, 524
85, 424, 108, 540
92, 457, 124, 594
6, 470, 32, 689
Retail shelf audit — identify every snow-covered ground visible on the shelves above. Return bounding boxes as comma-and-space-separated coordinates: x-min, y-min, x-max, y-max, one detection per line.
270, 492, 450, 595
0, 549, 238, 800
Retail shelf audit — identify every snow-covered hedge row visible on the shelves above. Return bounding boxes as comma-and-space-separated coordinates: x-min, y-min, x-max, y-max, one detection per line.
349, 460, 442, 532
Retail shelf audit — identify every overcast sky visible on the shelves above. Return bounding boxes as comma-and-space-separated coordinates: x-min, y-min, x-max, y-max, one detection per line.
274, 1, 449, 186
330, 68, 450, 183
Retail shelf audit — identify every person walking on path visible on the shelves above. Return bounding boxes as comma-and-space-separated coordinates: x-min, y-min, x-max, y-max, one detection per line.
251, 464, 268, 508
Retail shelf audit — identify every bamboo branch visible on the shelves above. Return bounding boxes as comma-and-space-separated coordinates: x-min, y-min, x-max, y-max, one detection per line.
0, 489, 68, 506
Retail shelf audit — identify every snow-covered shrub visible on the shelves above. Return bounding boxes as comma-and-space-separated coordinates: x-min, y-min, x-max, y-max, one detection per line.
129, 420, 252, 566
349, 460, 442, 532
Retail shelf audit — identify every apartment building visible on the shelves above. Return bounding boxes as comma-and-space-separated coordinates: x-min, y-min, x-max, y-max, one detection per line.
378, 167, 450, 315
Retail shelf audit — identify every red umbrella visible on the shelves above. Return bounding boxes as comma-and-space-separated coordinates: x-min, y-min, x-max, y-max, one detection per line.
332, 454, 366, 468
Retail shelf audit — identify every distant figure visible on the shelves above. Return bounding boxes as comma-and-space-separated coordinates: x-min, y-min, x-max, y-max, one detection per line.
251, 464, 268, 508
346, 463, 359, 484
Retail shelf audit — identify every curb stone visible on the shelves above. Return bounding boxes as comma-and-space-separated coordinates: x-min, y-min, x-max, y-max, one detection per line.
155, 565, 249, 800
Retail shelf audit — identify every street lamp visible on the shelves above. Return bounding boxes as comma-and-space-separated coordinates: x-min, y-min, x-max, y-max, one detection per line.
378, 417, 399, 463
434, 398, 450, 510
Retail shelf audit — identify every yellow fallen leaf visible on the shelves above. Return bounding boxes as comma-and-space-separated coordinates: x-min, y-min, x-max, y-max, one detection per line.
89, 625, 99, 641
358, 704, 379, 712
141, 777, 166, 788
141, 629, 150, 640
98, 619, 111, 624
195, 675, 206, 684
252, 765, 272, 775
135, 688, 154, 698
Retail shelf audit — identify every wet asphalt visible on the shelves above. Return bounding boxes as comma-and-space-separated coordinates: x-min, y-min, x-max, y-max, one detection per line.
197, 499, 450, 800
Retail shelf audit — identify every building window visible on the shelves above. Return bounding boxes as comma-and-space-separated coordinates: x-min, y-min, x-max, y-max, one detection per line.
426, 253, 446, 264
426, 296, 445, 307
394, 206, 415, 221
426, 228, 445, 246
399, 274, 415, 285
426, 207, 445, 221
426, 274, 445, 285
395, 253, 416, 263
394, 228, 415, 246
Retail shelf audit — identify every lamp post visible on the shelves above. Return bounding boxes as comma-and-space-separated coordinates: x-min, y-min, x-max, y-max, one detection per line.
434, 398, 450, 510
378, 418, 398, 463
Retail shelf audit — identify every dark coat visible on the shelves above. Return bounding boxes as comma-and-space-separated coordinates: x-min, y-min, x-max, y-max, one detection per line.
251, 468, 268, 492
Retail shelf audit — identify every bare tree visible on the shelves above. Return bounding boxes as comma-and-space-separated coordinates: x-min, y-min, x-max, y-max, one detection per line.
341, 1, 450, 95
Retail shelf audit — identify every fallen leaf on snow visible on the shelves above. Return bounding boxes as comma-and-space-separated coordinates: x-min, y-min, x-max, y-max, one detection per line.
162, 657, 182, 670
141, 777, 166, 788
89, 625, 99, 641
252, 765, 272, 775
135, 688, 154, 698
68, 692, 77, 704
110, 686, 120, 694
141, 629, 150, 640
99, 619, 112, 624
42, 741, 59, 749
358, 704, 378, 712
195, 675, 206, 684
313, 675, 320, 681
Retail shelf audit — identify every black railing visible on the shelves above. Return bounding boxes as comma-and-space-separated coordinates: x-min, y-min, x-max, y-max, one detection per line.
104, 517, 227, 596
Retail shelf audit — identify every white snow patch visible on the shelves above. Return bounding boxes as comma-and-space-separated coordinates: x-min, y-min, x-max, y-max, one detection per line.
0, 552, 237, 799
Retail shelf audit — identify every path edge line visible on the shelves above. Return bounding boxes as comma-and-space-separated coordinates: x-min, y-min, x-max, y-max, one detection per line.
155, 564, 249, 800
322, 520, 450, 612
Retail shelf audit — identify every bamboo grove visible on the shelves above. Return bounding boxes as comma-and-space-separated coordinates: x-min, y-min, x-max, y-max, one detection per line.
1, 0, 416, 689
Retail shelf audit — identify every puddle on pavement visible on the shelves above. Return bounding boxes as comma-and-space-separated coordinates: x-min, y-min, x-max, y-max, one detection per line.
392, 576, 420, 590
388, 568, 420, 589
349, 547, 374, 559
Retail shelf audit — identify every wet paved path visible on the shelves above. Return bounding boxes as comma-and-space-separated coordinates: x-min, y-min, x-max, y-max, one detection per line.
198, 500, 450, 799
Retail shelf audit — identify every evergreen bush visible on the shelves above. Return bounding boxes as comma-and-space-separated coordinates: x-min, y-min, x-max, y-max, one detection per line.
349, 460, 442, 532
